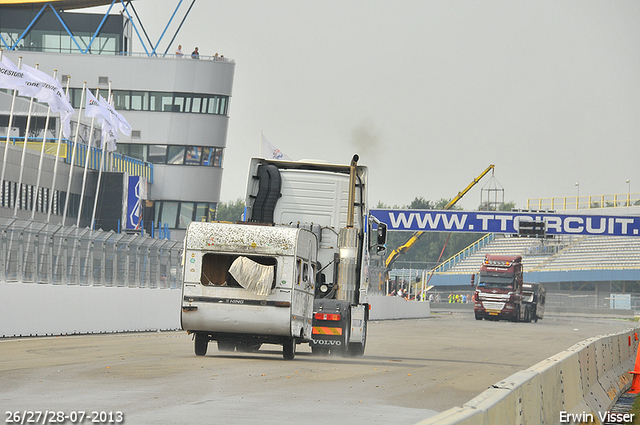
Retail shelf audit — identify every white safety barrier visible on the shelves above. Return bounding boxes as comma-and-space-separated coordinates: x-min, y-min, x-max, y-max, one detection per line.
417, 328, 638, 425
366, 295, 430, 320
0, 282, 182, 337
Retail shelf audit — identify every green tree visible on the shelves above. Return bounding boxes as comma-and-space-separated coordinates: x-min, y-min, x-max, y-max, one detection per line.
478, 201, 516, 211
216, 198, 245, 222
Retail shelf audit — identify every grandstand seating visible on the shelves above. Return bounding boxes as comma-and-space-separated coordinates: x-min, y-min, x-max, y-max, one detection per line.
440, 234, 640, 274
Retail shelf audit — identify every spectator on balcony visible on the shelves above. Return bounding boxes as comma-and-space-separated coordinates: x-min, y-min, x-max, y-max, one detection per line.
175, 45, 184, 58
191, 47, 200, 59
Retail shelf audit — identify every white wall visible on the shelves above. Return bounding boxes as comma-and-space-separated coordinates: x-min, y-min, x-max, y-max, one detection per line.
367, 295, 430, 320
0, 282, 182, 337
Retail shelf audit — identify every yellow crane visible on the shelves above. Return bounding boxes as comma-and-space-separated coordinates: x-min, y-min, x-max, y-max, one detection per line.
384, 164, 495, 269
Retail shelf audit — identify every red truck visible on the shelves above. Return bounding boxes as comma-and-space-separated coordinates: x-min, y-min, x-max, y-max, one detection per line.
473, 254, 545, 322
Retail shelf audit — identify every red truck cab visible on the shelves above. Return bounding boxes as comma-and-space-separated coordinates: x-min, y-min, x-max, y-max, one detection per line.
474, 254, 529, 321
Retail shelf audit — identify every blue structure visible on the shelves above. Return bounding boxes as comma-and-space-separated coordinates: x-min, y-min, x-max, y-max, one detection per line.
0, 0, 196, 57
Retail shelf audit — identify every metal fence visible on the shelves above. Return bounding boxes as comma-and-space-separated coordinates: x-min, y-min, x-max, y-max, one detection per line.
0, 218, 183, 288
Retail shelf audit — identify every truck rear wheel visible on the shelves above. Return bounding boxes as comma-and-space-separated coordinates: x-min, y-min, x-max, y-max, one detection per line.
283, 338, 296, 360
194, 333, 208, 356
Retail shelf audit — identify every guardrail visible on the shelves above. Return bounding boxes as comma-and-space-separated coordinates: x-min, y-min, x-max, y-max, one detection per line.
0, 138, 154, 183
431, 233, 495, 274
417, 327, 638, 425
527, 193, 640, 210
0, 218, 182, 288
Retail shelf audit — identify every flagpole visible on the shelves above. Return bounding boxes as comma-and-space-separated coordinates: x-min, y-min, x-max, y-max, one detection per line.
62, 82, 86, 227
47, 76, 71, 223
0, 56, 21, 210
31, 69, 55, 220
90, 82, 112, 230
31, 70, 56, 221
76, 88, 99, 228
14, 62, 39, 218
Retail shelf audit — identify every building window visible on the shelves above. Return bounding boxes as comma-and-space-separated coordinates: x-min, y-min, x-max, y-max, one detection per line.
185, 146, 202, 165
159, 201, 179, 228
155, 200, 217, 229
148, 145, 167, 164
167, 146, 185, 165
131, 91, 149, 111
116, 144, 223, 167
79, 89, 231, 116
178, 202, 195, 229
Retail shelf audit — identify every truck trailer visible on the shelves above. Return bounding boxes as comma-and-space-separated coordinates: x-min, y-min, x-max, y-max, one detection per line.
180, 155, 386, 359
473, 254, 545, 322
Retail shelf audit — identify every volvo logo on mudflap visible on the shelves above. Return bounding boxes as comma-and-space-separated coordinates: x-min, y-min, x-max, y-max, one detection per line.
312, 340, 342, 346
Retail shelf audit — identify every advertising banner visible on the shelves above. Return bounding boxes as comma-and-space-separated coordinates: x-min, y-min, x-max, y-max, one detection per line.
370, 209, 640, 237
125, 176, 147, 230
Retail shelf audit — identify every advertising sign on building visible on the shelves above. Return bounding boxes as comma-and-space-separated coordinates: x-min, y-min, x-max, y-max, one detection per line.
125, 176, 147, 230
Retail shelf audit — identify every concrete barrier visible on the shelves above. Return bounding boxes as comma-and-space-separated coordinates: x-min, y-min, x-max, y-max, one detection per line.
417, 327, 639, 425
366, 295, 430, 320
0, 281, 182, 337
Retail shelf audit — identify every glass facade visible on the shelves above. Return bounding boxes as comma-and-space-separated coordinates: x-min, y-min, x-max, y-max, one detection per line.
69, 88, 229, 116
155, 200, 216, 230
117, 143, 223, 167
0, 10, 126, 55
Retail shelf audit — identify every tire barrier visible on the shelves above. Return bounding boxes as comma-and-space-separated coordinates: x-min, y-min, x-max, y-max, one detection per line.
417, 328, 638, 425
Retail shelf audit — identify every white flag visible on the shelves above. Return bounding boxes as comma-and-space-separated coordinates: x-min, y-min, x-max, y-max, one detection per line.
98, 95, 132, 137
101, 119, 118, 152
0, 56, 39, 97
85, 88, 111, 122
22, 65, 72, 112
261, 134, 291, 160
22, 64, 74, 139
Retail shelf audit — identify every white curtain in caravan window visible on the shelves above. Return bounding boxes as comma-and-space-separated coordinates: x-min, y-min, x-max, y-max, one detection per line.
228, 256, 274, 296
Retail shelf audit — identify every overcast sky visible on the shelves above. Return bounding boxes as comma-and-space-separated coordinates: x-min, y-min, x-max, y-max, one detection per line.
87, 0, 640, 210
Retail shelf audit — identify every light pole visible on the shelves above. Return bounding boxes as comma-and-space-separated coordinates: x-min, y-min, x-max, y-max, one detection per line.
627, 179, 631, 206
575, 182, 579, 209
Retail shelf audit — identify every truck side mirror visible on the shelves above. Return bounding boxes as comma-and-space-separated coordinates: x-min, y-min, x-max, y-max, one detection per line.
377, 222, 387, 245
376, 222, 387, 254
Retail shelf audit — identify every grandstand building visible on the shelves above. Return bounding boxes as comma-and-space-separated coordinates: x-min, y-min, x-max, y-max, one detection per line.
0, 1, 233, 240
406, 227, 640, 311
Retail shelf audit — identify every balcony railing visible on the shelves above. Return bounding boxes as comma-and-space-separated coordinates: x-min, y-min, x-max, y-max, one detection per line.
1, 137, 153, 183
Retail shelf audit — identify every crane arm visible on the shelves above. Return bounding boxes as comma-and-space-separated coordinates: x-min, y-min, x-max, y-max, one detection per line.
443, 165, 494, 210
384, 164, 495, 269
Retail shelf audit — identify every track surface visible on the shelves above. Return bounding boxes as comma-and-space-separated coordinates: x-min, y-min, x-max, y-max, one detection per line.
1, 312, 637, 425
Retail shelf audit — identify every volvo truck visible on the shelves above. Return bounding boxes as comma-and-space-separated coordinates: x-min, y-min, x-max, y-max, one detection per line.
473, 254, 545, 322
181, 155, 386, 359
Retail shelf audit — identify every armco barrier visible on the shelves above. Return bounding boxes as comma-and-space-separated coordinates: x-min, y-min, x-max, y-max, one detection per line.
417, 328, 638, 425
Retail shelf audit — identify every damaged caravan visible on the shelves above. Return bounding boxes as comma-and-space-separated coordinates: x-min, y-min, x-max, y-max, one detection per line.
181, 222, 317, 359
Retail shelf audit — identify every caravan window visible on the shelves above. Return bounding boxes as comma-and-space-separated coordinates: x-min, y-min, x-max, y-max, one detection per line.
201, 253, 277, 292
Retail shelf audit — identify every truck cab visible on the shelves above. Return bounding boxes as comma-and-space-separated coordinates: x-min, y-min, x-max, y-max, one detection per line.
181, 155, 386, 359
474, 254, 532, 322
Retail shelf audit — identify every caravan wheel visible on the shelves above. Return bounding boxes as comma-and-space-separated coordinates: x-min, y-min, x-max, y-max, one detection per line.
283, 338, 296, 360
194, 333, 208, 356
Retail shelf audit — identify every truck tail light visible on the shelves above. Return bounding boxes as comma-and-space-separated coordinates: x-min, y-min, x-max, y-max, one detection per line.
315, 313, 341, 321
275, 301, 291, 307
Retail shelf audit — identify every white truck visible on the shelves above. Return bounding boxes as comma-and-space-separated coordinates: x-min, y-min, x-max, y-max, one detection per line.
181, 155, 386, 359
